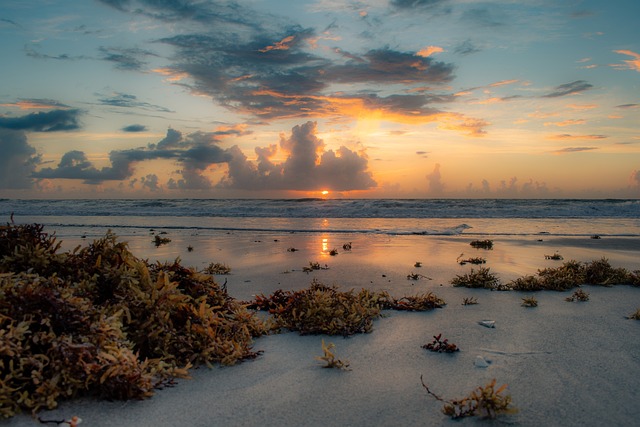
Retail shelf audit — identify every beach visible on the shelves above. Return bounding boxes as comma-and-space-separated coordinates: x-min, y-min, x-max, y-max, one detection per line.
4, 228, 640, 426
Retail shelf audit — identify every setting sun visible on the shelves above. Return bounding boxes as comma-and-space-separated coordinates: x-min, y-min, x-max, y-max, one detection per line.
321, 190, 329, 196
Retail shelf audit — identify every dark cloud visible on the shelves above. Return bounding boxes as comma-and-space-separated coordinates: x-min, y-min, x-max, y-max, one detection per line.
97, 92, 173, 112
0, 129, 41, 189
98, 46, 157, 71
140, 174, 160, 191
543, 80, 593, 98
461, 8, 505, 27
121, 124, 148, 132
615, 103, 639, 109
553, 147, 598, 154
24, 46, 89, 61
220, 121, 376, 191
0, 109, 81, 132
454, 40, 481, 55
323, 48, 455, 84
390, 0, 451, 11
34, 128, 231, 186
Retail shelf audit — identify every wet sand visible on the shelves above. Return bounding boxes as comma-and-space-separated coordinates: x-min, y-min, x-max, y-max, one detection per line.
6, 231, 640, 426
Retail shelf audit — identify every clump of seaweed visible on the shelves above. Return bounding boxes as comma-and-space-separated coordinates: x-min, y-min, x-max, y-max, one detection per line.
246, 281, 385, 336
521, 296, 538, 307
545, 252, 563, 260
584, 257, 629, 286
414, 261, 422, 268
329, 248, 339, 256
302, 261, 329, 273
315, 339, 350, 370
422, 334, 459, 353
462, 297, 478, 305
565, 288, 589, 302
458, 256, 486, 265
507, 258, 637, 291
470, 240, 493, 250
203, 262, 232, 275
451, 267, 501, 290
407, 272, 432, 281
0, 223, 267, 418
392, 293, 445, 311
421, 376, 516, 420
246, 281, 444, 335
153, 235, 171, 246
342, 242, 352, 251
287, 247, 299, 252
626, 308, 640, 320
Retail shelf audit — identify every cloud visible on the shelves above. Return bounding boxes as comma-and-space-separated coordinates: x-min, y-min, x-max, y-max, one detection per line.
121, 124, 148, 132
140, 174, 160, 191
613, 50, 640, 72
426, 163, 444, 196
97, 92, 173, 113
0, 129, 41, 189
543, 119, 586, 127
461, 8, 505, 27
552, 147, 598, 154
438, 117, 489, 137
0, 99, 72, 110
454, 39, 481, 55
390, 0, 450, 10
416, 46, 444, 58
615, 103, 639, 109
98, 46, 157, 71
0, 109, 81, 132
630, 170, 640, 187
24, 46, 89, 61
546, 134, 606, 140
34, 128, 232, 185
220, 121, 376, 191
542, 80, 593, 98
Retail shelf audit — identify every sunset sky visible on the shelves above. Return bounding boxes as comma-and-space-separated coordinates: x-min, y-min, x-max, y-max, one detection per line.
1, 0, 639, 198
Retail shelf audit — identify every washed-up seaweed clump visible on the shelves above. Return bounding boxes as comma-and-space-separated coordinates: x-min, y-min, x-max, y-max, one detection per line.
451, 267, 502, 290
246, 281, 445, 335
422, 377, 516, 420
0, 222, 267, 418
507, 258, 639, 291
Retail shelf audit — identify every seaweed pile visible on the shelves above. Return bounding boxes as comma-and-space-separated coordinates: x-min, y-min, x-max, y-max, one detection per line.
247, 280, 445, 336
0, 223, 266, 418
452, 259, 640, 291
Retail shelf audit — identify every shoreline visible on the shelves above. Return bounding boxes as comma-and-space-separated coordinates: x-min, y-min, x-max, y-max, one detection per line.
4, 228, 640, 426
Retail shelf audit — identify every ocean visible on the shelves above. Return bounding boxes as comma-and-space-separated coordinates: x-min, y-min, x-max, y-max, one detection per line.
1, 198, 638, 239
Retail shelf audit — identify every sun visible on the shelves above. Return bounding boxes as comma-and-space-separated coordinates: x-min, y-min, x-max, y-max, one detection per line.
321, 190, 329, 196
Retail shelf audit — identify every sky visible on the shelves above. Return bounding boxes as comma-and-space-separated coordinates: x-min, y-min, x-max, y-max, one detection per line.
1, 0, 639, 199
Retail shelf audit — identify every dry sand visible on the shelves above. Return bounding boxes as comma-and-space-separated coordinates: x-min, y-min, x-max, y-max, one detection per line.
5, 232, 640, 426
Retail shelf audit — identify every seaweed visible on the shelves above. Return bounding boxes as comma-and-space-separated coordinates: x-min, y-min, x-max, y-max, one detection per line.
544, 252, 563, 260
521, 296, 538, 307
565, 288, 589, 302
462, 297, 478, 305
450, 267, 501, 290
302, 262, 329, 273
421, 376, 516, 420
342, 242, 352, 251
406, 272, 431, 281
422, 334, 459, 353
0, 223, 267, 418
245, 281, 444, 334
153, 235, 171, 247
470, 240, 493, 250
203, 262, 232, 275
329, 248, 339, 256
627, 308, 640, 320
458, 257, 486, 265
315, 340, 350, 370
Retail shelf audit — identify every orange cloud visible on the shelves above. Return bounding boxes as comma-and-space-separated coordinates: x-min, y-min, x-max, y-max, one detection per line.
259, 35, 296, 52
152, 68, 189, 82
613, 50, 640, 72
416, 46, 444, 58
546, 134, 607, 140
543, 119, 586, 127
489, 79, 518, 87
0, 100, 64, 110
566, 103, 597, 110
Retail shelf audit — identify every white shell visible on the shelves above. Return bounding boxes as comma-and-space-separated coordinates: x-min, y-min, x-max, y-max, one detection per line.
474, 356, 490, 368
478, 320, 495, 328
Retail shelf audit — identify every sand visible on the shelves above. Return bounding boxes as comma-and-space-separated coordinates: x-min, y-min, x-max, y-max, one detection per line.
5, 232, 640, 426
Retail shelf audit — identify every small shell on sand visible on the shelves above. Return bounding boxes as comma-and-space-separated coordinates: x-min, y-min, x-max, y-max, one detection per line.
474, 356, 490, 368
478, 320, 496, 328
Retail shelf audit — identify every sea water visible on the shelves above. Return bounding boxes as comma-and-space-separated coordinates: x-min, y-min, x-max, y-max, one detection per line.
1, 198, 638, 239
